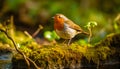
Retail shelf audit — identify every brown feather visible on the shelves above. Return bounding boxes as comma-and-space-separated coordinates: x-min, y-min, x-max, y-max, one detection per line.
65, 20, 82, 31
65, 20, 89, 35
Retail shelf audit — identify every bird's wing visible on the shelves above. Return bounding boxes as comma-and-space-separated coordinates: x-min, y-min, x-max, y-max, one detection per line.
65, 20, 89, 35
65, 20, 83, 31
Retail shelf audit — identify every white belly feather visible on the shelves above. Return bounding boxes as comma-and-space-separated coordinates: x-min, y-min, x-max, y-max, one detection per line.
55, 23, 77, 39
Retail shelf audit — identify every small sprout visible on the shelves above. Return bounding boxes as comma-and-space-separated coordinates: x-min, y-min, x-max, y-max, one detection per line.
85, 21, 97, 43
85, 21, 97, 28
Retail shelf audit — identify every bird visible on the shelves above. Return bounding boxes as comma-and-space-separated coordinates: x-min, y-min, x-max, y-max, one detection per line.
53, 14, 89, 45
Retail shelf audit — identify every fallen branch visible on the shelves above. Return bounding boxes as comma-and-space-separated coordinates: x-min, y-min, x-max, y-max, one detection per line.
32, 25, 43, 37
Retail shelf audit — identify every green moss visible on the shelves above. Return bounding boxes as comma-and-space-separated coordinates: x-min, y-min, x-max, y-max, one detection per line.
12, 33, 120, 68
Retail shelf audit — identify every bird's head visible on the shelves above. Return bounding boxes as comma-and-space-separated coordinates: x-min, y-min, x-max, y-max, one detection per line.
53, 14, 68, 23
53, 14, 68, 30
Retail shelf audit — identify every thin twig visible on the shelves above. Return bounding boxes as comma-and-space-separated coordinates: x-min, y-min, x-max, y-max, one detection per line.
24, 31, 33, 39
0, 29, 40, 69
27, 57, 40, 69
32, 25, 43, 37
0, 29, 30, 69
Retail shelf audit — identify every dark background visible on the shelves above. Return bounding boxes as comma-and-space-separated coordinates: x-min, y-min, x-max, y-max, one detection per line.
0, 0, 120, 43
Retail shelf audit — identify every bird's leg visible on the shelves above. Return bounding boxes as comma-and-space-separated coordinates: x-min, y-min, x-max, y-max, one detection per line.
63, 40, 67, 44
68, 38, 72, 46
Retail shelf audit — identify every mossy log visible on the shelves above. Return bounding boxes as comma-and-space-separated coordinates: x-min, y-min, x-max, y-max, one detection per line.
9, 33, 120, 69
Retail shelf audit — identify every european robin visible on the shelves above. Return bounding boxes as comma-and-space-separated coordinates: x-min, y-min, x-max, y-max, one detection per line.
53, 14, 89, 45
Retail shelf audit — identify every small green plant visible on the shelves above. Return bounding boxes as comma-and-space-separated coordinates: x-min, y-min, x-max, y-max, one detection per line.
85, 21, 97, 43
44, 31, 60, 41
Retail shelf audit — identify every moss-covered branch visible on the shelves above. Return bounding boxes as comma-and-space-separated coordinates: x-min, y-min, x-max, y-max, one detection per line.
13, 33, 120, 69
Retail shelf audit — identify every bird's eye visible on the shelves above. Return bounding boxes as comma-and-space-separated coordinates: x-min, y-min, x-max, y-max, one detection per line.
58, 16, 61, 18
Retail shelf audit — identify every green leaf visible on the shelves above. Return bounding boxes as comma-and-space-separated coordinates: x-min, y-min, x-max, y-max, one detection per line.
44, 31, 53, 41
52, 31, 60, 40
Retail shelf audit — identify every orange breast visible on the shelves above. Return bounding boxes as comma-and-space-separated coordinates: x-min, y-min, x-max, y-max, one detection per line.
54, 22, 64, 31
54, 16, 64, 31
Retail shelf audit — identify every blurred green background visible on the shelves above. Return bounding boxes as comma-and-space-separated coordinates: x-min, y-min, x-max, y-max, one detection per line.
0, 0, 120, 44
